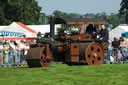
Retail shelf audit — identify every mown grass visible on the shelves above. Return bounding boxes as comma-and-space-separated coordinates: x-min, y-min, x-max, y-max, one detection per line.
0, 63, 128, 85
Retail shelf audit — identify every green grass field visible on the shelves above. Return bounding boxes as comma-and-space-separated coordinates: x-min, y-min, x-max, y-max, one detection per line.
0, 63, 128, 85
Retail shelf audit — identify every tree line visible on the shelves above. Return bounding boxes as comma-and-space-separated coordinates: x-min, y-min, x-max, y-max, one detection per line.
0, 0, 127, 29
40, 10, 120, 29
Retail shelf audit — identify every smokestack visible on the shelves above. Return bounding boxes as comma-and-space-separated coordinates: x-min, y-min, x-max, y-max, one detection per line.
50, 15, 55, 37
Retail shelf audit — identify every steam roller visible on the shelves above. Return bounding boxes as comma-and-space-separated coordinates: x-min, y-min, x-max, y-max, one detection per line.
25, 17, 108, 67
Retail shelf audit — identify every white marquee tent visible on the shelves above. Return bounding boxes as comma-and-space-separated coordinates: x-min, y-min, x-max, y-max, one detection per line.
109, 25, 128, 41
0, 26, 7, 30
0, 22, 61, 41
0, 22, 37, 40
27, 24, 61, 35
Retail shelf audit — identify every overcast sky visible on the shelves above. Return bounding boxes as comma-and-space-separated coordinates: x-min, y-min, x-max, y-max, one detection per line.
37, 0, 122, 15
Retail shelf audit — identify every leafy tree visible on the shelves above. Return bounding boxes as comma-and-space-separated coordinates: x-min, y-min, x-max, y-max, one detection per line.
68, 13, 81, 18
0, 0, 11, 25
83, 13, 96, 18
40, 13, 48, 24
0, 0, 41, 25
100, 12, 107, 20
107, 13, 120, 28
0, 6, 6, 24
95, 13, 101, 18
53, 10, 63, 18
120, 0, 128, 23
53, 10, 81, 18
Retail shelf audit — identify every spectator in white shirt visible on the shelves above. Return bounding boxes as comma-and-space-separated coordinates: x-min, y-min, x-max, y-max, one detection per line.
19, 40, 26, 65
8, 40, 18, 66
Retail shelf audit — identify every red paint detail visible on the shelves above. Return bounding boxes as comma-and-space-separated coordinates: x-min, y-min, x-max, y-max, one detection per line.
16, 22, 37, 33
0, 37, 37, 40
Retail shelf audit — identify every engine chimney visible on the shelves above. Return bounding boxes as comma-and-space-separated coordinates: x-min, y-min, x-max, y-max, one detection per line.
50, 15, 55, 37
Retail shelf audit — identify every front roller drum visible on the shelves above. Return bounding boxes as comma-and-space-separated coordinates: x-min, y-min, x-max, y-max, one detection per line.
85, 43, 104, 65
27, 60, 51, 67
26, 45, 52, 67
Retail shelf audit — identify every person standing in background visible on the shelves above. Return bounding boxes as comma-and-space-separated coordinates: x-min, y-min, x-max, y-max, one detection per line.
9, 40, 17, 66
3, 41, 10, 67
105, 40, 112, 64
120, 37, 128, 62
24, 42, 30, 56
15, 43, 22, 66
108, 40, 113, 57
23, 41, 30, 65
0, 40, 4, 67
112, 37, 120, 63
19, 40, 25, 65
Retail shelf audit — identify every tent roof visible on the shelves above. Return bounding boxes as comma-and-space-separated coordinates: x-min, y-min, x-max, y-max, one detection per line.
118, 26, 128, 31
1, 22, 37, 33
0, 22, 37, 38
15, 22, 37, 33
0, 26, 7, 31
109, 26, 128, 40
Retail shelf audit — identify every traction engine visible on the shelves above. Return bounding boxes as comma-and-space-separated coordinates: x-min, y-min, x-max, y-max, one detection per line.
26, 17, 108, 67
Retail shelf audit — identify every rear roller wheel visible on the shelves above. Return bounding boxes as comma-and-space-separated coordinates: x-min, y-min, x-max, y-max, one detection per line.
86, 43, 104, 65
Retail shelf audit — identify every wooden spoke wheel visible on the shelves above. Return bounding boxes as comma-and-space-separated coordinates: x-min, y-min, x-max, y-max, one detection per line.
86, 43, 104, 65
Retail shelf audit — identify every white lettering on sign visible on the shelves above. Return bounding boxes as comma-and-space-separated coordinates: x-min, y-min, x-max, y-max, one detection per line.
0, 31, 25, 37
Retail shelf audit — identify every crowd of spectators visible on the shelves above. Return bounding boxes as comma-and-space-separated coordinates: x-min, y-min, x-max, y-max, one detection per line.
0, 40, 30, 67
106, 37, 128, 64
